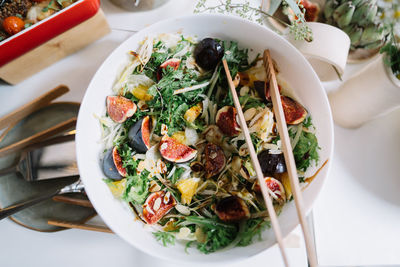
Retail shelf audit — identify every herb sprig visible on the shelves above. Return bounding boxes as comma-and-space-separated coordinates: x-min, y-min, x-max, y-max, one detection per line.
380, 28, 400, 80
194, 0, 313, 42
153, 231, 176, 247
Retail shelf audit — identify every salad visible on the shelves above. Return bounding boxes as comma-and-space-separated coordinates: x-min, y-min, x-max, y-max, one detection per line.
99, 34, 319, 253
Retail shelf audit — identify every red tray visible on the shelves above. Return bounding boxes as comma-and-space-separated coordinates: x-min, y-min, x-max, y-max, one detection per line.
0, 0, 100, 67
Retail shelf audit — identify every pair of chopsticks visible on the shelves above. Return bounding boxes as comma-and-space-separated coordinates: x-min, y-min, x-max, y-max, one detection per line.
48, 195, 113, 233
0, 85, 77, 157
222, 50, 317, 267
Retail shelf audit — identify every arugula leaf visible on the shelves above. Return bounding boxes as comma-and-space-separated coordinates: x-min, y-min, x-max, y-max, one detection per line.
292, 119, 319, 172
117, 143, 138, 175
275, 117, 319, 172
183, 216, 237, 254
170, 167, 185, 184
302, 116, 313, 128
123, 170, 149, 205
211, 40, 253, 105
238, 218, 270, 246
147, 67, 205, 135
241, 94, 266, 108
153, 231, 176, 247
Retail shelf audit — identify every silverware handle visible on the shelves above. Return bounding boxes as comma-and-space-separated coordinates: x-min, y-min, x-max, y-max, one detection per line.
0, 165, 17, 176
0, 189, 60, 220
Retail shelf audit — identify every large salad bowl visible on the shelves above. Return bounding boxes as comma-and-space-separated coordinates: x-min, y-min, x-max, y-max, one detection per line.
76, 14, 333, 263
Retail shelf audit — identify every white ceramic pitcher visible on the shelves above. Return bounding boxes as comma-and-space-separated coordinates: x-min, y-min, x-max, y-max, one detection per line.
328, 55, 400, 128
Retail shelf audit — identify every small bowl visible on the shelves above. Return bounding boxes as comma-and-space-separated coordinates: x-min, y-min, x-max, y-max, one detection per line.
76, 14, 334, 264
0, 0, 100, 67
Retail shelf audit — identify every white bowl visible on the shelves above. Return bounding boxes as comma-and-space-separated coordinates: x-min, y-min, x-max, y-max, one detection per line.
76, 14, 334, 264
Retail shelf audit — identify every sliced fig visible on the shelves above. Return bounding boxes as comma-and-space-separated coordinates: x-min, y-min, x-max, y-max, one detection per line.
159, 135, 197, 163
281, 96, 307, 125
128, 116, 152, 153
142, 191, 176, 225
204, 143, 226, 178
254, 80, 267, 100
215, 196, 250, 222
157, 58, 181, 81
106, 96, 137, 123
254, 81, 282, 101
193, 38, 224, 71
253, 177, 286, 203
102, 146, 127, 180
258, 149, 286, 176
301, 0, 320, 22
216, 106, 240, 136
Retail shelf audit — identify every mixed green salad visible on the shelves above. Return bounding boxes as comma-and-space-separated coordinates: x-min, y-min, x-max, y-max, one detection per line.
99, 33, 319, 253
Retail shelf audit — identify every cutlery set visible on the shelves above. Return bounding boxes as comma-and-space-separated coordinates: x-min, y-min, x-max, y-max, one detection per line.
0, 86, 108, 232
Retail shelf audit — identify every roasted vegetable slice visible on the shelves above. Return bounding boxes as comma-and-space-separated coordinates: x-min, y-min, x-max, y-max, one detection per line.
204, 143, 226, 178
184, 103, 202, 123
215, 196, 250, 222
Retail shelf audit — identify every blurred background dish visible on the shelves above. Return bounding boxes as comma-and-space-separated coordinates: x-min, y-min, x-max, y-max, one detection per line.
109, 0, 170, 11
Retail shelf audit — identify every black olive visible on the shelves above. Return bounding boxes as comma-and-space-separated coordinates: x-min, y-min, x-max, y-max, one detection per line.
193, 38, 224, 71
257, 149, 286, 176
102, 149, 123, 180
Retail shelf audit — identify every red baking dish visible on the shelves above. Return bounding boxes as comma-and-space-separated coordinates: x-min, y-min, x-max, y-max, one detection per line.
0, 0, 100, 68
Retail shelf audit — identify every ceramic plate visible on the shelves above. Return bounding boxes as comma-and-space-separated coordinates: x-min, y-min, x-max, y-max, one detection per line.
76, 14, 334, 264
0, 102, 95, 231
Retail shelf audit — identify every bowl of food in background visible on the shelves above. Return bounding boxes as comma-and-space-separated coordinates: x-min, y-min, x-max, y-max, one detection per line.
0, 0, 105, 84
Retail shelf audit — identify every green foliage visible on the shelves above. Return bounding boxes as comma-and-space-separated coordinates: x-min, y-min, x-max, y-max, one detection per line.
292, 125, 319, 172
117, 144, 138, 175
170, 167, 185, 185
194, 0, 313, 42
146, 67, 207, 135
184, 216, 237, 254
122, 170, 149, 205
240, 94, 266, 109
153, 231, 176, 247
238, 218, 270, 246
380, 29, 400, 79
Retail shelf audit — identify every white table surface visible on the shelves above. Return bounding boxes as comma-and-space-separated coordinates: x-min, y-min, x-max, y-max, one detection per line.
1, 1, 399, 266
0, 2, 307, 266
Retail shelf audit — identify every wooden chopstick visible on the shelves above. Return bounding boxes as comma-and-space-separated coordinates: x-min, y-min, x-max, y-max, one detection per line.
263, 50, 318, 267
47, 220, 113, 233
0, 85, 69, 130
0, 117, 77, 157
52, 195, 93, 208
222, 60, 290, 267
